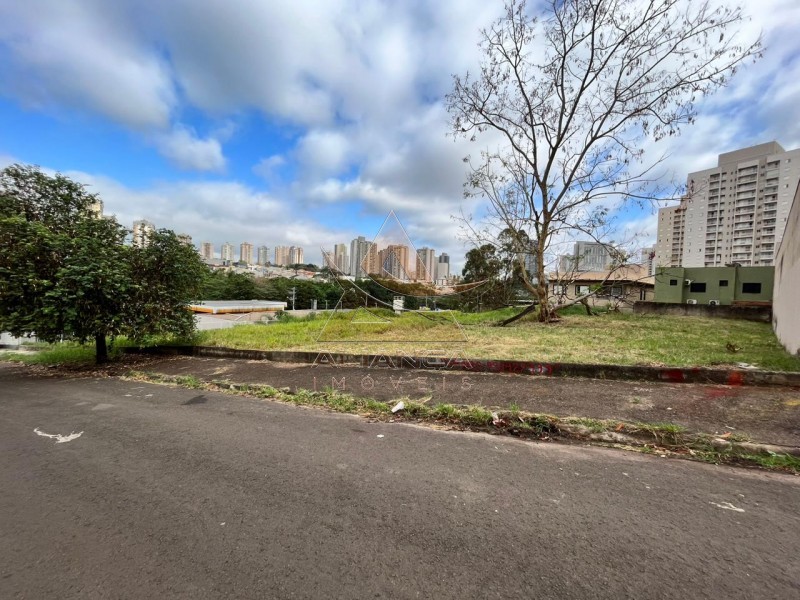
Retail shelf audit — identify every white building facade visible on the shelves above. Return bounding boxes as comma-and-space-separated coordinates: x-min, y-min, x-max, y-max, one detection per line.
655, 142, 800, 268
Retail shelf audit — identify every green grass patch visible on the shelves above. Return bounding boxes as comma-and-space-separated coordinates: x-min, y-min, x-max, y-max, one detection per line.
194, 309, 800, 371
741, 452, 800, 471
563, 417, 608, 433
1, 343, 105, 365
0, 333, 197, 367
173, 375, 203, 389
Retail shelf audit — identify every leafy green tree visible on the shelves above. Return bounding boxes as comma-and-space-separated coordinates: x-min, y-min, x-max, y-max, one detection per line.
125, 229, 207, 341
460, 244, 510, 311
0, 164, 205, 363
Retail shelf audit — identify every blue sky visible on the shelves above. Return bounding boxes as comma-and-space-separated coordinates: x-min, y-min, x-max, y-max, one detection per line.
2, 0, 800, 270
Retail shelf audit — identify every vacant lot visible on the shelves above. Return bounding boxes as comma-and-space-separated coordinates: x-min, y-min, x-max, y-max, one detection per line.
195, 308, 800, 372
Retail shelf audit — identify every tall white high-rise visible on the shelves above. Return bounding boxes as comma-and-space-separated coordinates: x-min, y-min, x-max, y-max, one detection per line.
416, 247, 436, 282
221, 242, 234, 262
655, 141, 800, 268
289, 246, 304, 265
132, 219, 155, 248
350, 236, 371, 278
257, 246, 270, 265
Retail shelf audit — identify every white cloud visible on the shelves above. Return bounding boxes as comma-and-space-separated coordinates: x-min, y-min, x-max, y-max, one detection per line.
155, 126, 226, 172
62, 169, 355, 264
2, 0, 800, 273
294, 129, 351, 176
0, 0, 176, 128
253, 155, 287, 179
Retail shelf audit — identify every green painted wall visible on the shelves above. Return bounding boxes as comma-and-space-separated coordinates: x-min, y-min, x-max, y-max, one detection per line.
654, 266, 773, 304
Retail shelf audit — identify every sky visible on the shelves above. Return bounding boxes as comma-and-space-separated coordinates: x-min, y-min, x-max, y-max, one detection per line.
1, 0, 800, 270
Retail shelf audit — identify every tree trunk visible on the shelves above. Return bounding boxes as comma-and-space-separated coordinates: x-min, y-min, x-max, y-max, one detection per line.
95, 334, 109, 364
535, 235, 551, 322
498, 302, 538, 326
537, 281, 551, 322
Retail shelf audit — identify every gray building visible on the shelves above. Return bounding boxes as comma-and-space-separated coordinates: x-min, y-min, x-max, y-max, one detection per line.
220, 242, 234, 262
333, 243, 349, 274
655, 141, 800, 268
350, 236, 371, 279
559, 241, 613, 273
640, 246, 656, 276
257, 245, 270, 265
436, 253, 450, 283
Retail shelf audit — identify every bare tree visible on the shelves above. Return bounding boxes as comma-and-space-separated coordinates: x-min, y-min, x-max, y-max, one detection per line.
447, 0, 761, 323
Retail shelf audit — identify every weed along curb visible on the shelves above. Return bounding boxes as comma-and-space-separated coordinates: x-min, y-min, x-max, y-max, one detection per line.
123, 345, 800, 387
126, 371, 800, 473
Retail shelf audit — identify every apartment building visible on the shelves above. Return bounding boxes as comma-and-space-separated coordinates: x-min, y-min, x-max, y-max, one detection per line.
640, 246, 656, 276
559, 241, 613, 272
274, 246, 290, 266
377, 245, 411, 280
350, 236, 371, 278
200, 242, 215, 261
289, 246, 304, 265
333, 243, 349, 274
436, 253, 450, 284
90, 199, 104, 217
416, 247, 436, 282
240, 242, 254, 265
132, 219, 155, 248
220, 242, 234, 262
655, 142, 800, 268
257, 245, 270, 265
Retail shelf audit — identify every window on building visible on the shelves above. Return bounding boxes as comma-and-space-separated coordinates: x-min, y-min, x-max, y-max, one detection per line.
719, 280, 728, 287
742, 282, 762, 294
689, 282, 706, 293
575, 285, 590, 295
669, 279, 678, 286
552, 284, 567, 295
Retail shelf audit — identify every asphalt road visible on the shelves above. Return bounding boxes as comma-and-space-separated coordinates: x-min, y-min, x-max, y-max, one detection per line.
1, 364, 798, 599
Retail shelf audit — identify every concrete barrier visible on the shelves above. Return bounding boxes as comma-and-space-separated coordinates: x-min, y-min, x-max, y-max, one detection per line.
633, 301, 771, 322
124, 345, 800, 387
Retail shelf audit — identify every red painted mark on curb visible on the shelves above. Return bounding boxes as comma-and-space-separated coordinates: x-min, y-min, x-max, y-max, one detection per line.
659, 369, 686, 382
523, 363, 553, 376
726, 371, 744, 386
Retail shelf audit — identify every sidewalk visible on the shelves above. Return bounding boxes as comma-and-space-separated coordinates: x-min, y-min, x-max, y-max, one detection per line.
140, 356, 800, 448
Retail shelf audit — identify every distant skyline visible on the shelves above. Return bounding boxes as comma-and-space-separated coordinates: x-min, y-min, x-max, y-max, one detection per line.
2, 0, 800, 273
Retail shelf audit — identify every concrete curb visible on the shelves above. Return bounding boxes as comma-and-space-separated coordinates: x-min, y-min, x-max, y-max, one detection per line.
123, 345, 800, 387
132, 372, 800, 460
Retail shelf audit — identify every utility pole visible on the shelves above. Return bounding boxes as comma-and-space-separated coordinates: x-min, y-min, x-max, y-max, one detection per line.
289, 287, 297, 311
